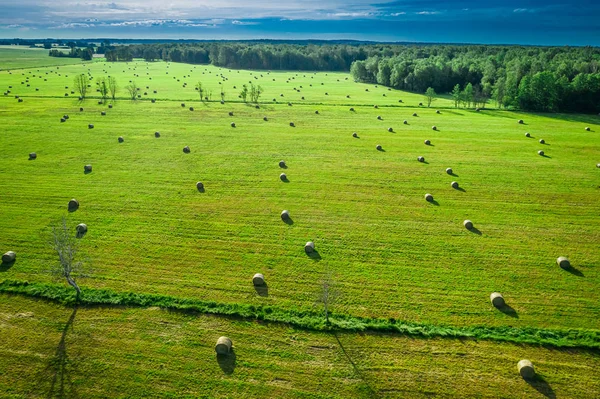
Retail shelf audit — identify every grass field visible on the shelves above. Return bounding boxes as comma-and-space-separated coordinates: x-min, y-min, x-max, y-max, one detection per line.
1, 49, 600, 397
0, 46, 88, 70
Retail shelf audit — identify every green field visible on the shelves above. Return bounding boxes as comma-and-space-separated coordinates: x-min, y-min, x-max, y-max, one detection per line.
1, 49, 600, 397
0, 46, 89, 70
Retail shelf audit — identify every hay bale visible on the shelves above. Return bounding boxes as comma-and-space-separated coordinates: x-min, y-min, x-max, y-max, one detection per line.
404, 120, 408, 125
418, 156, 425, 162
253, 273, 265, 286
181, 103, 185, 107
118, 136, 124, 143
376, 145, 383, 151
108, 104, 113, 109
517, 360, 535, 379
490, 292, 505, 307
2, 251, 16, 263
279, 160, 286, 168
424, 140, 431, 145
29, 152, 37, 160
196, 182, 204, 190
597, 163, 600, 168
424, 193, 433, 202
432, 126, 437, 131
419, 102, 423, 106
60, 118, 66, 123
304, 241, 315, 253
189, 107, 194, 111
281, 210, 290, 220
18, 98, 23, 103
155, 132, 160, 138
436, 110, 441, 114
413, 113, 418, 117
585, 127, 590, 131
525, 132, 530, 137
377, 116, 382, 120
64, 115, 69, 120
352, 132, 358, 138
229, 111, 234, 116
463, 219, 473, 229
315, 110, 319, 114
215, 337, 232, 355
84, 164, 92, 172
88, 124, 94, 129
68, 199, 79, 211
183, 146, 191, 153
80, 107, 84, 112
451, 181, 459, 189
518, 119, 524, 124
388, 127, 393, 132
76, 223, 87, 233
349, 107, 355, 112
556, 256, 570, 269
539, 139, 545, 144
280, 173, 287, 181
289, 122, 295, 127
446, 168, 453, 175
101, 111, 106, 116
538, 150, 544, 156
151, 99, 156, 103
231, 122, 236, 128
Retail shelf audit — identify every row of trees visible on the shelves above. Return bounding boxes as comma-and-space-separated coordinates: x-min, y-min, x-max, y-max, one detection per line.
49, 47, 93, 60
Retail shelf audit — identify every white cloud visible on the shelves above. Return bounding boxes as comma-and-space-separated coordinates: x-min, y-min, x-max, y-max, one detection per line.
416, 11, 440, 15
231, 20, 259, 25
389, 12, 406, 16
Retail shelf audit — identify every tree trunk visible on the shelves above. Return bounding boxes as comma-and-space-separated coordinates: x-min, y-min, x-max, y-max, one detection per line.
66, 276, 81, 299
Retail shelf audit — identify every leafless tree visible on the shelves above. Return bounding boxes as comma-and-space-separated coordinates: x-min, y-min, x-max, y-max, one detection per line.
108, 76, 118, 100
49, 218, 87, 298
125, 81, 138, 100
74, 74, 87, 99
316, 270, 340, 324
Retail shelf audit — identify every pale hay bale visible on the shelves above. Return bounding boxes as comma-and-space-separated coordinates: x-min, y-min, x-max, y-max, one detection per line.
29, 152, 37, 160
304, 241, 315, 253
281, 210, 290, 220
418, 156, 425, 162
424, 140, 431, 145
517, 360, 535, 379
525, 132, 530, 137
84, 164, 92, 172
446, 168, 453, 175
432, 126, 437, 131
118, 136, 124, 143
352, 132, 358, 138
556, 256, 570, 269
279, 160, 286, 168
585, 127, 590, 131
280, 173, 287, 181
538, 150, 544, 156
518, 119, 524, 124
196, 182, 204, 190
388, 127, 393, 132
215, 337, 232, 355
183, 146, 191, 153
76, 223, 87, 233
539, 139, 545, 144
424, 193, 433, 202
463, 220, 473, 229
252, 273, 265, 286
490, 292, 505, 307
68, 199, 79, 211
376, 145, 383, 151
451, 181, 459, 189
2, 251, 16, 263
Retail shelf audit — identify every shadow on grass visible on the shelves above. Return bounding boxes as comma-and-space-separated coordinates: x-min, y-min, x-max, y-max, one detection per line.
428, 199, 440, 206
467, 226, 482, 236
526, 375, 556, 399
307, 250, 322, 261
563, 265, 584, 277
83, 170, 91, 175
254, 283, 269, 297
217, 350, 236, 375
540, 154, 552, 159
0, 260, 15, 272
454, 186, 466, 192
497, 304, 518, 318
283, 216, 294, 225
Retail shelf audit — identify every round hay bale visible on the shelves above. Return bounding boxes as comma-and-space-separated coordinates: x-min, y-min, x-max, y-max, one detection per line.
398, 99, 403, 103
585, 127, 590, 131
376, 144, 382, 151
155, 132, 160, 138
64, 115, 69, 120
281, 210, 290, 220
517, 360, 535, 379
280, 173, 287, 181
215, 337, 232, 355
289, 122, 295, 127
181, 103, 185, 107
403, 120, 408, 125
151, 99, 156, 103
349, 107, 355, 112
352, 132, 358, 138
60, 118, 66, 123
419, 102, 423, 106
490, 292, 505, 307
279, 160, 286, 168
432, 126, 437, 131
189, 107, 194, 111
518, 119, 524, 124
101, 111, 106, 116
80, 107, 84, 112
463, 220, 473, 229
2, 251, 16, 263
451, 181, 459, 189
436, 110, 440, 114
253, 273, 265, 286
108, 104, 113, 109
525, 132, 530, 137
18, 98, 23, 103
88, 124, 94, 129
29, 152, 37, 160
118, 136, 124, 143
255, 105, 260, 109
388, 127, 393, 132
424, 193, 433, 202
84, 164, 92, 172
556, 256, 570, 269
315, 110, 319, 114
413, 113, 418, 117
230, 122, 236, 128
377, 116, 382, 120
418, 156, 425, 162
424, 139, 431, 145
98, 101, 103, 105
374, 105, 378, 109
538, 150, 544, 156
597, 163, 600, 168
183, 146, 191, 153
229, 111, 234, 116
196, 181, 204, 190
68, 199, 79, 211
539, 139, 545, 144
76, 223, 87, 234
304, 241, 315, 253
446, 167, 453, 175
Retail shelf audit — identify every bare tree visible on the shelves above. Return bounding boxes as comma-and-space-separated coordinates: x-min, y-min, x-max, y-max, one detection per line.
74, 74, 87, 99
108, 76, 118, 100
196, 81, 204, 102
316, 270, 340, 324
49, 218, 87, 298
220, 87, 225, 102
125, 81, 138, 100
97, 77, 109, 103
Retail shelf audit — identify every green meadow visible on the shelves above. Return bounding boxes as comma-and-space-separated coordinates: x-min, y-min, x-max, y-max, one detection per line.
1, 48, 599, 398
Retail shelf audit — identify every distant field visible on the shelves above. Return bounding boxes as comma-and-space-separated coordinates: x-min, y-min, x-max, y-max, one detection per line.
0, 46, 88, 70
1, 50, 600, 398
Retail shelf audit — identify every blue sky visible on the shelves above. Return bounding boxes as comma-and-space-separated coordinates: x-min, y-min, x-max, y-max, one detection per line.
0, 0, 599, 45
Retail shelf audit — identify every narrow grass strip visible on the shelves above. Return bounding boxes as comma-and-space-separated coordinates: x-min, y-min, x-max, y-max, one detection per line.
2, 279, 599, 349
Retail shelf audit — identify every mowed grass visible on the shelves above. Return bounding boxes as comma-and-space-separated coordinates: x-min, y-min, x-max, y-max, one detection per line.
1, 57, 599, 335
1, 294, 599, 399
0, 46, 89, 70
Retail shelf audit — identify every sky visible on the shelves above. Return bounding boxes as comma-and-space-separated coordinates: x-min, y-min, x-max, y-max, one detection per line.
0, 0, 599, 45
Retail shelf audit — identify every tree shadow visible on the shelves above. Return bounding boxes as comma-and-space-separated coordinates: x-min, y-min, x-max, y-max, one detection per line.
526, 375, 556, 399
467, 226, 482, 235
0, 260, 15, 272
497, 303, 518, 318
43, 306, 79, 399
254, 282, 269, 297
307, 250, 322, 261
563, 265, 584, 277
217, 350, 236, 375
